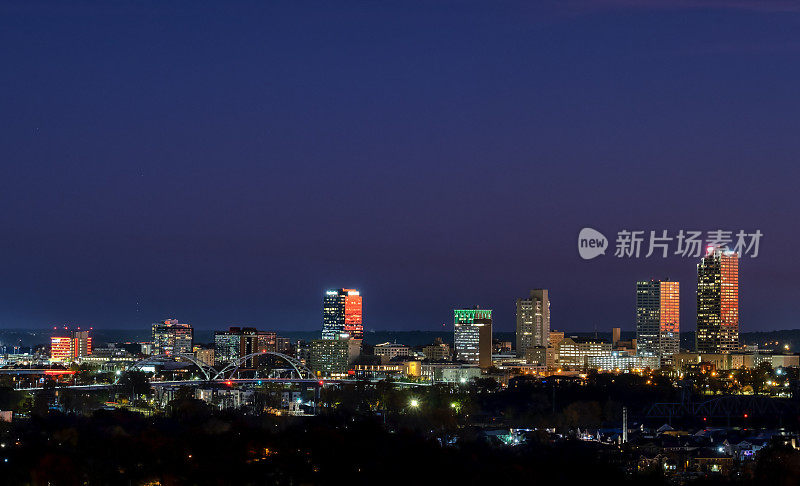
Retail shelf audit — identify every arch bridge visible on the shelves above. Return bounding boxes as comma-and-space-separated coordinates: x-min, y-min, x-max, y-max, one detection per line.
118, 351, 313, 383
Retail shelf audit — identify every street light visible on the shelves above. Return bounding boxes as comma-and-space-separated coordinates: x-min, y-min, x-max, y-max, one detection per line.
409, 399, 419, 408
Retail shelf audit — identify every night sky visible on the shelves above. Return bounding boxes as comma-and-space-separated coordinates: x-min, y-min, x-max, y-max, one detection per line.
1, 1, 799, 333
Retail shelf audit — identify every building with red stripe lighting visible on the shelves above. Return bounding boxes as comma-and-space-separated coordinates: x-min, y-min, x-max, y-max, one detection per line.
636, 280, 680, 364
322, 288, 363, 340
697, 248, 740, 353
50, 329, 93, 362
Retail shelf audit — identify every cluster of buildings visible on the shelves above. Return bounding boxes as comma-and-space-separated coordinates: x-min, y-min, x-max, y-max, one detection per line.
306, 289, 482, 383
465, 247, 795, 376
44, 247, 797, 381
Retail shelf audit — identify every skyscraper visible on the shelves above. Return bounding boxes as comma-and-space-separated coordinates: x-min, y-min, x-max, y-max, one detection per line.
152, 319, 193, 355
322, 288, 363, 340
454, 308, 492, 368
515, 289, 550, 357
636, 280, 679, 362
697, 249, 739, 353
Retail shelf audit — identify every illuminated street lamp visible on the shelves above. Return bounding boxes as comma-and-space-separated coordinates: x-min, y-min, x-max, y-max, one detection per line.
409, 399, 419, 408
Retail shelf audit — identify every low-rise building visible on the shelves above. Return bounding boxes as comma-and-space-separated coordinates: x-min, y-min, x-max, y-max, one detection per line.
194, 346, 214, 367
587, 352, 660, 371
441, 366, 482, 383
374, 342, 410, 362
674, 351, 799, 371
556, 337, 613, 370
524, 346, 547, 365
422, 340, 451, 361
353, 360, 421, 380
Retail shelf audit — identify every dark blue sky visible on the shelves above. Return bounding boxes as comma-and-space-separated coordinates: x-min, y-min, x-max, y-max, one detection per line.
1, 1, 799, 333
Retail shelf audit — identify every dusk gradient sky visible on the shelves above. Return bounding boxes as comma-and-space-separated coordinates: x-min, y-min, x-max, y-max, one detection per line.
1, 1, 799, 333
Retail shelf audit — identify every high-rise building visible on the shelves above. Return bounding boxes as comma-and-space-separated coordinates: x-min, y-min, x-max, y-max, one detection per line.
214, 327, 277, 368
322, 288, 363, 340
697, 249, 740, 353
636, 280, 680, 362
152, 319, 193, 355
454, 308, 492, 368
50, 329, 93, 361
516, 289, 550, 358
309, 336, 350, 377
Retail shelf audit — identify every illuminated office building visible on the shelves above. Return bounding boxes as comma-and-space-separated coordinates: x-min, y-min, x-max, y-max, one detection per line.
515, 289, 550, 358
555, 337, 612, 370
50, 329, 93, 361
214, 327, 277, 368
152, 319, 193, 355
322, 288, 363, 340
50, 337, 72, 361
697, 249, 740, 353
636, 280, 680, 362
309, 336, 350, 377
454, 308, 492, 368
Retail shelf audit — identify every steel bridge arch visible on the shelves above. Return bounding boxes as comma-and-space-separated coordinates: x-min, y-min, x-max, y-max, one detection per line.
119, 353, 216, 382
212, 351, 313, 381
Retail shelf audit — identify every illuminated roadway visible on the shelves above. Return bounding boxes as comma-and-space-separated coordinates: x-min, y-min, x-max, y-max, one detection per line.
14, 377, 431, 392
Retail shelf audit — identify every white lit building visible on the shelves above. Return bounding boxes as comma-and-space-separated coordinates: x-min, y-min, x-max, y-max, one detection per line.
556, 337, 612, 370
373, 342, 410, 361
587, 352, 660, 371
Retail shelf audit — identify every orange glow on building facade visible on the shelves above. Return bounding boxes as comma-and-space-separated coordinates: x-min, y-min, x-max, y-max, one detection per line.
660, 281, 680, 337
636, 280, 679, 362
720, 253, 739, 349
50, 330, 93, 361
50, 337, 72, 361
697, 250, 739, 353
343, 289, 363, 340
322, 288, 363, 340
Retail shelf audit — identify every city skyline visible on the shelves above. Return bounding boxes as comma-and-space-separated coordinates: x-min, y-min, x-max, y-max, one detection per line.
22, 249, 752, 336
3, 3, 800, 484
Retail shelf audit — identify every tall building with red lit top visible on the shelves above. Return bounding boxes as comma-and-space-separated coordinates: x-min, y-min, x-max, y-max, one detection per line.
322, 289, 363, 340
697, 248, 739, 353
